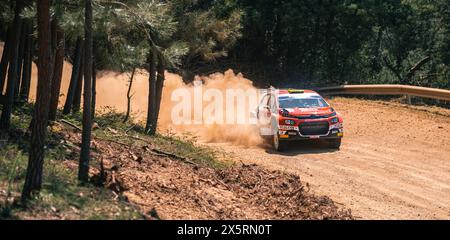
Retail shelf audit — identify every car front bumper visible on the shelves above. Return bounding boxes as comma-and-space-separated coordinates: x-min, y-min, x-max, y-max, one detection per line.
278, 127, 343, 141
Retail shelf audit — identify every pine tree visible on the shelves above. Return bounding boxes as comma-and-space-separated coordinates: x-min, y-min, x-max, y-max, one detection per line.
22, 0, 52, 202
0, 0, 24, 129
48, 18, 65, 121
78, 0, 93, 183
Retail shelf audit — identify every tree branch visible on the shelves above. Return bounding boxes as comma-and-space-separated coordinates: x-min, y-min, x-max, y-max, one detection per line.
382, 56, 402, 82
405, 56, 431, 81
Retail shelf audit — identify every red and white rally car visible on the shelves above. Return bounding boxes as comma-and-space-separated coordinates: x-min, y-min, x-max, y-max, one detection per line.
255, 89, 343, 151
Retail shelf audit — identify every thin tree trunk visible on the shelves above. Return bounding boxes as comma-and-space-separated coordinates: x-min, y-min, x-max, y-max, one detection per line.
91, 59, 96, 118
14, 20, 28, 102
22, 0, 52, 202
123, 67, 136, 123
48, 25, 65, 121
79, 0, 93, 183
155, 56, 165, 124
20, 23, 34, 103
63, 38, 83, 114
72, 52, 84, 113
0, 27, 12, 94
145, 48, 157, 135
0, 1, 23, 130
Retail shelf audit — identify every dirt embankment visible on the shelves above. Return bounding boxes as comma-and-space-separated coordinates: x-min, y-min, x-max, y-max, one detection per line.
206, 97, 450, 220
62, 128, 352, 220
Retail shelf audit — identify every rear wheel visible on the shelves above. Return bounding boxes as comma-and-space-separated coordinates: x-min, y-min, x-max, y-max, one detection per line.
328, 138, 342, 149
273, 133, 287, 151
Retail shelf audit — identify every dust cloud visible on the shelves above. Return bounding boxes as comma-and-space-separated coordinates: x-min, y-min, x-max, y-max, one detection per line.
15, 58, 261, 147
1, 43, 263, 146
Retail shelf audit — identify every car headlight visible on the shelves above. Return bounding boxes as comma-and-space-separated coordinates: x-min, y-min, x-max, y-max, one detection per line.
280, 109, 291, 117
331, 117, 339, 124
284, 119, 295, 125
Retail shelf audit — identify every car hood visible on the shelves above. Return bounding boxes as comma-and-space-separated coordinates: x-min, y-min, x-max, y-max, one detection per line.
283, 107, 334, 116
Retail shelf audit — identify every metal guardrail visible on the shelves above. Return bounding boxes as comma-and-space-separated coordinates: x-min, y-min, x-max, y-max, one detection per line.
317, 84, 450, 102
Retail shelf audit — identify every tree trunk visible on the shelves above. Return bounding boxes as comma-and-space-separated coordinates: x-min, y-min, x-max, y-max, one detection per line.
0, 25, 14, 95
0, 27, 12, 95
48, 25, 65, 121
145, 48, 157, 135
123, 67, 136, 123
79, 0, 93, 183
63, 38, 83, 114
22, 0, 52, 202
50, 18, 57, 54
0, 1, 24, 130
14, 20, 28, 102
91, 58, 96, 118
19, 21, 33, 103
155, 55, 165, 124
72, 52, 84, 113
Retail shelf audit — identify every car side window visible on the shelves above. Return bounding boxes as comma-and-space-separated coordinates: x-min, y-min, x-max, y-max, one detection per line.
269, 94, 277, 113
260, 94, 270, 107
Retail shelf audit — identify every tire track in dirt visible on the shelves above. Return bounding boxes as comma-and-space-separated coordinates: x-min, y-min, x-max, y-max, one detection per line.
204, 97, 450, 219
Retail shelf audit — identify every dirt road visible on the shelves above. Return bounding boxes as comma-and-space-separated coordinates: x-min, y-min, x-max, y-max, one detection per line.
204, 97, 450, 219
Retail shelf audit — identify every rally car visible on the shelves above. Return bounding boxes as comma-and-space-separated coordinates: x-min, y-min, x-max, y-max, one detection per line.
255, 89, 343, 151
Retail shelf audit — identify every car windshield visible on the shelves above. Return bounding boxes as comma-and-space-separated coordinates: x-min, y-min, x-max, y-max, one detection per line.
279, 97, 329, 108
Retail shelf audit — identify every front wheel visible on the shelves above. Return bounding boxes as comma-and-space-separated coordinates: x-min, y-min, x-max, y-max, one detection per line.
273, 133, 287, 151
328, 138, 342, 149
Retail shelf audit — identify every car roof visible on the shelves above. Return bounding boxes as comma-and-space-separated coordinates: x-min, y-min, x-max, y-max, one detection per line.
273, 89, 322, 99
277, 89, 317, 94
278, 93, 323, 99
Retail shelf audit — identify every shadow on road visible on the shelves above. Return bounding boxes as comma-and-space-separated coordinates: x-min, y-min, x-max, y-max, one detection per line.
264, 140, 340, 156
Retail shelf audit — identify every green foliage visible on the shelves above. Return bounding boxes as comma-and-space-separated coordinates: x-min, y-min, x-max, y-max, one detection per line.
174, 4, 243, 64
172, 0, 243, 72
0, 0, 11, 37
1, 0, 448, 88
228, 0, 449, 88
87, 0, 183, 71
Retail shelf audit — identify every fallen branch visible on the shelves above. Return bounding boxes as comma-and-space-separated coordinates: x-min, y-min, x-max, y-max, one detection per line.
95, 134, 198, 165
101, 138, 129, 147
146, 151, 167, 158
125, 125, 135, 133
59, 119, 82, 131
405, 56, 431, 81
127, 135, 153, 145
213, 177, 231, 190
94, 126, 199, 166
150, 148, 198, 166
